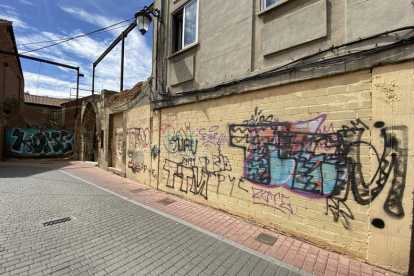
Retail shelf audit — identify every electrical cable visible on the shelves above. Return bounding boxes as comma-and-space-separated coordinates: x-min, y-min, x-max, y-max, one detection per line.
2, 22, 133, 47
18, 17, 135, 55
152, 28, 414, 104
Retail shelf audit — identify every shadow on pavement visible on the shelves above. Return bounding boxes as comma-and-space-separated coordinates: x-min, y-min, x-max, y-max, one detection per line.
0, 160, 96, 178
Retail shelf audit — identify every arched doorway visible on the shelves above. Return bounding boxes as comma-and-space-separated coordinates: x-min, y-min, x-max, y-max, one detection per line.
81, 102, 99, 161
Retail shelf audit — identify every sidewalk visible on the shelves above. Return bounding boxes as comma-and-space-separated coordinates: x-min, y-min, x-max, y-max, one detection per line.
2, 160, 400, 276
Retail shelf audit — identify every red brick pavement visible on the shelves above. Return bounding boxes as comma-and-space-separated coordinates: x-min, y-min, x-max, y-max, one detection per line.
2, 160, 401, 276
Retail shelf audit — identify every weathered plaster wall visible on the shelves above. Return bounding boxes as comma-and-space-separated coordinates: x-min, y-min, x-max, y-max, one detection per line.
162, 0, 414, 109
111, 113, 123, 170
346, 0, 414, 42
367, 62, 414, 271
155, 63, 413, 274
167, 0, 253, 93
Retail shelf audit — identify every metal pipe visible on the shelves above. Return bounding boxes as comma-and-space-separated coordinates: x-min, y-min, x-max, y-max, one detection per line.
92, 66, 95, 95
93, 22, 136, 66
75, 68, 80, 118
93, 22, 136, 94
155, 20, 159, 92
0, 50, 78, 70
121, 31, 125, 92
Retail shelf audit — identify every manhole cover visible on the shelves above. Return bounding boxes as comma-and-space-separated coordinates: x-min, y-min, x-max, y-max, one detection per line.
255, 233, 278, 246
156, 198, 177, 206
130, 188, 149, 193
43, 217, 72, 227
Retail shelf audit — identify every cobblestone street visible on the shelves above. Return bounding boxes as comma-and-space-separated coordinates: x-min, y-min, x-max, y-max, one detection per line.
0, 164, 307, 276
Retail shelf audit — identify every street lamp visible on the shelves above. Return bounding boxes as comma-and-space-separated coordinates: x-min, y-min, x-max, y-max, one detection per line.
135, 6, 161, 35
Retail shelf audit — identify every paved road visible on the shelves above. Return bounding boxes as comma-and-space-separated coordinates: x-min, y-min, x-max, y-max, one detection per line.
0, 165, 308, 276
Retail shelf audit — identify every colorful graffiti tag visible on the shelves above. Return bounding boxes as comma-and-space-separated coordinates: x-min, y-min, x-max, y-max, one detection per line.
159, 108, 408, 227
229, 110, 408, 227
6, 128, 74, 156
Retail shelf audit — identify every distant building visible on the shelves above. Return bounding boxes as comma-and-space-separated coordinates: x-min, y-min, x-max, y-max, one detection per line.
0, 19, 26, 159
23, 93, 68, 128
61, 94, 100, 133
0, 19, 24, 110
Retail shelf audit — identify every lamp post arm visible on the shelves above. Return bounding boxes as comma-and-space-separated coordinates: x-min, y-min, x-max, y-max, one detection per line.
141, 6, 161, 20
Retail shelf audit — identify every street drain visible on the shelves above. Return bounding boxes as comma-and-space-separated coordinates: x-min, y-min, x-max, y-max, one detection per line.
131, 188, 149, 193
40, 162, 54, 164
156, 198, 177, 206
43, 217, 72, 227
255, 233, 278, 246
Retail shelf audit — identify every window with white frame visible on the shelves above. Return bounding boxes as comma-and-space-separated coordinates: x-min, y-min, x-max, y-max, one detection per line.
261, 0, 283, 10
172, 0, 198, 53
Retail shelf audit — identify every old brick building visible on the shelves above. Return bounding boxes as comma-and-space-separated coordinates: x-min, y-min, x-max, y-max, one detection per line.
0, 19, 26, 159
23, 93, 68, 129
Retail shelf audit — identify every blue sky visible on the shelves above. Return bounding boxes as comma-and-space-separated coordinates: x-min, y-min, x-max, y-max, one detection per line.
1, 0, 154, 98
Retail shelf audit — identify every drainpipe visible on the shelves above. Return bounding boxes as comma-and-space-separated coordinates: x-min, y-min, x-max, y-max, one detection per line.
120, 31, 125, 92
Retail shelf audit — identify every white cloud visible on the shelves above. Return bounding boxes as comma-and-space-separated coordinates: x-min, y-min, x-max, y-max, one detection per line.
0, 11, 34, 30
58, 5, 152, 91
11, 5, 152, 98
24, 72, 92, 98
59, 6, 125, 35
0, 4, 15, 10
18, 0, 34, 6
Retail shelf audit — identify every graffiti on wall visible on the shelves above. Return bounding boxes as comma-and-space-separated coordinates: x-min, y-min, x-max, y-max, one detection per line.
6, 128, 74, 155
229, 110, 408, 228
115, 128, 123, 155
252, 187, 293, 214
198, 126, 228, 149
127, 118, 158, 179
163, 122, 198, 158
153, 118, 177, 133
159, 108, 408, 225
127, 127, 150, 152
151, 143, 160, 159
163, 154, 248, 200
162, 122, 248, 200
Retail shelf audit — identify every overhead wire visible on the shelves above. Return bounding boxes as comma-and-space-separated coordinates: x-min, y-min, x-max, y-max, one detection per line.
152, 26, 414, 104
3, 22, 133, 47
16, 17, 135, 55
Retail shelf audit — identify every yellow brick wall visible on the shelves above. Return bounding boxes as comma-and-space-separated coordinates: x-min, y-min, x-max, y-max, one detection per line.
156, 64, 414, 274
125, 105, 156, 187
367, 62, 414, 273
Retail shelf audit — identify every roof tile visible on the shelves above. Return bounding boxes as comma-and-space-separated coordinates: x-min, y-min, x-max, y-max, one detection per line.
24, 93, 69, 107
106, 82, 143, 106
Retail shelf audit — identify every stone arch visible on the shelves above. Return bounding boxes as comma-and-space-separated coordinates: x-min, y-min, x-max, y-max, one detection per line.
81, 101, 101, 161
